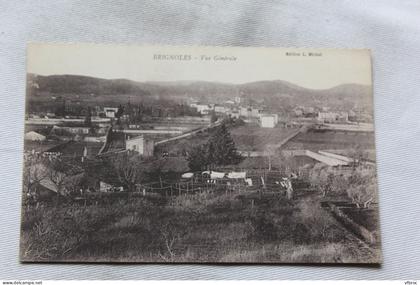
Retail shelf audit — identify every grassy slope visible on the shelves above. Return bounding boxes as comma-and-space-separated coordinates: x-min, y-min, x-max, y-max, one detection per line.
20, 190, 380, 263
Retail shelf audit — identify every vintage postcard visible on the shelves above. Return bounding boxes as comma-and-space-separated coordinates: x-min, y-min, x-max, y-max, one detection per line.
21, 44, 381, 263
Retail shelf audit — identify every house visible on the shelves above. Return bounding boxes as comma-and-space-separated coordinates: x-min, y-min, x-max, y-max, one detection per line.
99, 181, 112, 192
104, 107, 119, 118
214, 105, 227, 114
348, 110, 357, 121
195, 104, 213, 115
84, 136, 107, 143
251, 108, 262, 118
227, 108, 240, 119
318, 112, 335, 122
99, 181, 123, 192
260, 114, 278, 128
26, 163, 86, 199
303, 106, 315, 114
24, 131, 46, 141
231, 112, 240, 119
318, 112, 348, 123
189, 100, 200, 109
240, 106, 251, 117
125, 135, 154, 156
96, 127, 108, 135
51, 125, 90, 135
293, 108, 303, 117
47, 141, 102, 159
337, 112, 349, 122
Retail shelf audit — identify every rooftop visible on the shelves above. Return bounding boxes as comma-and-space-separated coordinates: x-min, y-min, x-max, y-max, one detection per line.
47, 141, 103, 158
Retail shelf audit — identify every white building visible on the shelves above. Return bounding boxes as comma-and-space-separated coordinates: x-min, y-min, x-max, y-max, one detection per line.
125, 135, 154, 156
260, 114, 278, 128
227, 107, 240, 119
240, 106, 251, 117
230, 111, 240, 119
251, 108, 262, 118
214, 105, 227, 114
52, 125, 90, 135
84, 136, 107, 143
318, 112, 348, 123
100, 181, 123, 192
104, 107, 119, 118
195, 104, 213, 115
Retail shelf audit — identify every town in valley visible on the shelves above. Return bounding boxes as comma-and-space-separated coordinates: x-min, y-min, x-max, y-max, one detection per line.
21, 73, 380, 263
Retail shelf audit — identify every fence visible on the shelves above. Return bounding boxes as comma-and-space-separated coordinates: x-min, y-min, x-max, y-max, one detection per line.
72, 170, 301, 203
134, 170, 295, 198
136, 180, 239, 197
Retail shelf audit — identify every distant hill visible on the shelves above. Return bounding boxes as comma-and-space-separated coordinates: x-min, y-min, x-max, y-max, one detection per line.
27, 74, 372, 110
27, 74, 152, 96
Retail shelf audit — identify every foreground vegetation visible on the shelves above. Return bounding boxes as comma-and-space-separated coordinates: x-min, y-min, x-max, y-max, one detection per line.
20, 188, 380, 263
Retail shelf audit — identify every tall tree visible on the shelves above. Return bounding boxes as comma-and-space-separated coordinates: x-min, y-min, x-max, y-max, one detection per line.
115, 104, 124, 126
206, 141, 215, 170
186, 144, 208, 171
209, 124, 242, 166
84, 106, 92, 127
210, 110, 218, 123
115, 104, 124, 119
265, 144, 277, 171
55, 98, 66, 117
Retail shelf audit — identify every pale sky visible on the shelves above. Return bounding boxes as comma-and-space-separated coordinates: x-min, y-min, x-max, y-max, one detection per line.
27, 43, 372, 89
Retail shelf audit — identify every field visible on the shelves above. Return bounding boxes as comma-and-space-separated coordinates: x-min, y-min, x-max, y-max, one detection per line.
283, 129, 376, 151
155, 127, 215, 156
20, 189, 380, 263
159, 125, 375, 156
230, 125, 299, 151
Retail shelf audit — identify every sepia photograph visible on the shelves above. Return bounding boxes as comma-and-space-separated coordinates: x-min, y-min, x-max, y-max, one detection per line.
20, 44, 381, 263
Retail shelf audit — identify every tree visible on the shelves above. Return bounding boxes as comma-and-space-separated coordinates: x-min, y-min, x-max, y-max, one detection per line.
22, 155, 48, 202
210, 111, 217, 124
55, 98, 66, 117
208, 123, 242, 166
186, 144, 208, 171
132, 104, 143, 124
84, 106, 92, 127
186, 124, 242, 171
115, 104, 124, 126
206, 141, 215, 170
349, 145, 367, 168
308, 163, 335, 197
265, 144, 277, 171
48, 161, 68, 195
115, 104, 124, 119
346, 168, 377, 208
111, 152, 145, 192
47, 158, 83, 197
